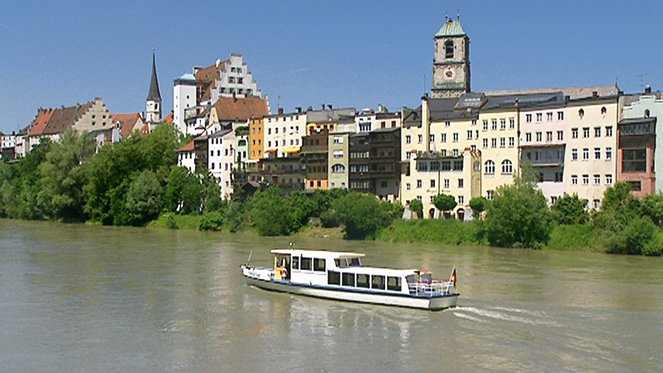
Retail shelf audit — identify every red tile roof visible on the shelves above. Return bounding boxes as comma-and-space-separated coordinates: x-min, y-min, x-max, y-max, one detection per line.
28, 109, 54, 136
111, 113, 142, 138
43, 103, 93, 135
212, 96, 269, 122
162, 112, 174, 124
178, 139, 194, 152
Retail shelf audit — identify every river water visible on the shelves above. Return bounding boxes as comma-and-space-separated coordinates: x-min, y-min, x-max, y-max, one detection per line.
1, 219, 661, 372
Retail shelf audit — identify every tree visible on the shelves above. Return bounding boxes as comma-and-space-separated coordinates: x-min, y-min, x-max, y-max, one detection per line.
607, 216, 655, 255
37, 129, 96, 221
125, 170, 163, 226
551, 193, 589, 225
592, 182, 640, 230
484, 176, 553, 248
433, 193, 456, 218
330, 192, 392, 239
248, 186, 291, 236
640, 194, 663, 226
469, 196, 489, 218
408, 199, 423, 218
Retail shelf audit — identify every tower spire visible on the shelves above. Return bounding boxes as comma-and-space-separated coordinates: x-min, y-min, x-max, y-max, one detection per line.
147, 49, 162, 102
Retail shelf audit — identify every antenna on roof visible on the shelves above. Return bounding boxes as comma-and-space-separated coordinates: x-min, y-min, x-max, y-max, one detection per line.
457, 9, 461, 20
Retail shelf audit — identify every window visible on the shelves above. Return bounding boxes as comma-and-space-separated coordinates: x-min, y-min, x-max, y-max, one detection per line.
458, 195, 464, 204
557, 111, 564, 120
594, 127, 601, 137
300, 257, 312, 270
582, 175, 589, 185
406, 183, 411, 190
429, 134, 435, 143
342, 273, 355, 287
418, 134, 423, 144
406, 135, 411, 144
501, 159, 513, 174
509, 137, 515, 147
526, 114, 532, 123
557, 131, 563, 141
444, 179, 450, 188
387, 276, 401, 291
483, 138, 488, 148
445, 121, 451, 127
509, 117, 515, 129
430, 179, 436, 188
546, 131, 553, 142
441, 133, 447, 142
594, 174, 601, 185
356, 274, 369, 288
472, 119, 477, 126
292, 257, 300, 270
582, 148, 589, 160
458, 179, 464, 188
483, 120, 489, 131
491, 138, 497, 148
331, 164, 345, 173
583, 128, 590, 138
536, 132, 542, 142
485, 160, 495, 174
594, 147, 601, 160
453, 133, 459, 142
547, 112, 553, 122
536, 113, 543, 122
328, 271, 340, 285
444, 40, 454, 58
526, 133, 532, 142
601, 106, 607, 115
606, 147, 612, 160
579, 109, 585, 118
605, 126, 613, 137
572, 175, 578, 185
593, 199, 601, 209
500, 119, 506, 130
314, 258, 326, 272
371, 275, 385, 290
452, 149, 459, 156
491, 119, 498, 130
572, 128, 578, 139
500, 138, 506, 148
417, 179, 422, 188
622, 149, 647, 172
606, 174, 613, 185
467, 130, 473, 140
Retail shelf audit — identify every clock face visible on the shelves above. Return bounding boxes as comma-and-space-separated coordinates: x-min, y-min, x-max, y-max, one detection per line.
444, 68, 455, 80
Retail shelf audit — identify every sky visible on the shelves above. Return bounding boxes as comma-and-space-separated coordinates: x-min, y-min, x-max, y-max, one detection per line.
1, 0, 661, 134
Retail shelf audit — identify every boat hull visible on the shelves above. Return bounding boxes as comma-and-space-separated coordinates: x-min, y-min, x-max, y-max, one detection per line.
242, 266, 459, 311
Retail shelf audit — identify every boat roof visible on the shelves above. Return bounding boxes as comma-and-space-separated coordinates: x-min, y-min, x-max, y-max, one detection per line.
271, 249, 366, 259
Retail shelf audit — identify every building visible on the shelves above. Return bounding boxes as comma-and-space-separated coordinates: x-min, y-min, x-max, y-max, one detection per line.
621, 88, 663, 193
111, 113, 144, 140
301, 127, 330, 191
369, 127, 401, 200
263, 107, 307, 158
328, 132, 350, 189
177, 139, 196, 173
432, 15, 470, 99
617, 116, 656, 197
173, 54, 263, 135
349, 133, 371, 193
257, 154, 305, 194
248, 116, 265, 160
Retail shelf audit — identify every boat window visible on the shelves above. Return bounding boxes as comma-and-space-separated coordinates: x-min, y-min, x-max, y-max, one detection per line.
387, 276, 401, 291
371, 275, 385, 290
356, 274, 369, 288
342, 273, 355, 287
300, 257, 312, 271
334, 259, 341, 267
313, 258, 326, 272
349, 258, 362, 267
292, 256, 299, 270
328, 271, 340, 285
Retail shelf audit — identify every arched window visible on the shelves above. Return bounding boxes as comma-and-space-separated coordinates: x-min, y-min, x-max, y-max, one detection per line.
501, 159, 513, 174
331, 164, 345, 174
484, 160, 495, 174
601, 106, 607, 115
578, 109, 585, 118
445, 40, 454, 59
645, 109, 651, 118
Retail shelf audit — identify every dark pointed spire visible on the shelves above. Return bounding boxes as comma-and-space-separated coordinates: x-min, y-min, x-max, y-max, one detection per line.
147, 49, 162, 102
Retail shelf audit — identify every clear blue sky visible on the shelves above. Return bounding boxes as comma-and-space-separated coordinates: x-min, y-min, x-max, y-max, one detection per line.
1, 0, 661, 134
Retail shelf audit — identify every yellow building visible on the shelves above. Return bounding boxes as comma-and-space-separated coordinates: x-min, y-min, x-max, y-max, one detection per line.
248, 117, 264, 160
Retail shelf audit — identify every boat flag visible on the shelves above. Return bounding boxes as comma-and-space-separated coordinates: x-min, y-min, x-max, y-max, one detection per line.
450, 267, 457, 287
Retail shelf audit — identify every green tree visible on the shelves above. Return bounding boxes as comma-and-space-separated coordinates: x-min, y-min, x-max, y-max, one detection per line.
125, 170, 163, 226
607, 216, 655, 255
330, 192, 392, 239
408, 199, 423, 218
469, 196, 489, 218
37, 129, 96, 221
248, 186, 291, 236
484, 176, 553, 248
592, 182, 640, 230
640, 194, 663, 226
202, 174, 223, 212
433, 193, 457, 218
551, 193, 589, 225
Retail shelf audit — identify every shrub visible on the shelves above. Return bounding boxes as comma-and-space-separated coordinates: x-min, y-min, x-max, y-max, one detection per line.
199, 211, 224, 231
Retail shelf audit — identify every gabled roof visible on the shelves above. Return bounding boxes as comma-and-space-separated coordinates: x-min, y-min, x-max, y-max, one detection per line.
111, 113, 142, 138
28, 109, 55, 136
435, 18, 466, 38
177, 139, 194, 152
35, 102, 93, 135
212, 96, 269, 122
194, 60, 228, 102
162, 112, 174, 124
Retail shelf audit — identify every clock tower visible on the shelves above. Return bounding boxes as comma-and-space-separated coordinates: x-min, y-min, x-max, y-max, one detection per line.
432, 15, 470, 98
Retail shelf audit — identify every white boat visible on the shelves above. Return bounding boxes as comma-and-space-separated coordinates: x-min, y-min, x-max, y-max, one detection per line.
240, 249, 459, 311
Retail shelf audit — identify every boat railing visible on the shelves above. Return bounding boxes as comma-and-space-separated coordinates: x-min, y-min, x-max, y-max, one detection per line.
407, 280, 453, 295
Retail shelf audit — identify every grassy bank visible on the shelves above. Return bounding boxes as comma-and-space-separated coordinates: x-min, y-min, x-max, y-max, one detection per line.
377, 219, 484, 246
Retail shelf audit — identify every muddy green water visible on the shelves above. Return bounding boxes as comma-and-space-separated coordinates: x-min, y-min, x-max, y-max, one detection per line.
1, 219, 661, 372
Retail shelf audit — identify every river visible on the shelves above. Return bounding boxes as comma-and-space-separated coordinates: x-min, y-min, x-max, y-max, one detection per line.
1, 219, 661, 372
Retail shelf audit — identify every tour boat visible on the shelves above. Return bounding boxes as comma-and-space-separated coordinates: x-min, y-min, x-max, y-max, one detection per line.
240, 249, 459, 311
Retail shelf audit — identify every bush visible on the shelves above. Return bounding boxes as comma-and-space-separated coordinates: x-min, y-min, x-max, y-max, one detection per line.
546, 224, 599, 251
199, 211, 224, 231
643, 230, 663, 256
378, 219, 481, 245
607, 216, 655, 255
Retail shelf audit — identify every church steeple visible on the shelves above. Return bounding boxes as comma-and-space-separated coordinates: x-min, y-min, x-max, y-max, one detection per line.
432, 14, 471, 98
146, 49, 162, 123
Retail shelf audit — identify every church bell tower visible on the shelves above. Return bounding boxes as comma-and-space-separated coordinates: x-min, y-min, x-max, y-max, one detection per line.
146, 49, 162, 124
432, 14, 471, 98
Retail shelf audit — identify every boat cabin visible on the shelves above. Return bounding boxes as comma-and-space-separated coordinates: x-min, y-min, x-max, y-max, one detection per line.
270, 249, 440, 295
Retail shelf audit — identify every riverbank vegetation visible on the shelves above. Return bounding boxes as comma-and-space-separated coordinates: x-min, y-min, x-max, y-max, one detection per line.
0, 129, 661, 256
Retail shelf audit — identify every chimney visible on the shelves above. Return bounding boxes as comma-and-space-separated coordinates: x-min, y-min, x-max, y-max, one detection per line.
592, 91, 598, 97
645, 85, 652, 94
327, 104, 333, 110
564, 95, 570, 102
295, 107, 302, 113
321, 104, 326, 110
278, 108, 284, 115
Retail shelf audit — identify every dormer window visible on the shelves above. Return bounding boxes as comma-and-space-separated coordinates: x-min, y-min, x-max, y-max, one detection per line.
601, 106, 607, 115
645, 109, 651, 118
578, 109, 585, 118
445, 40, 454, 59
